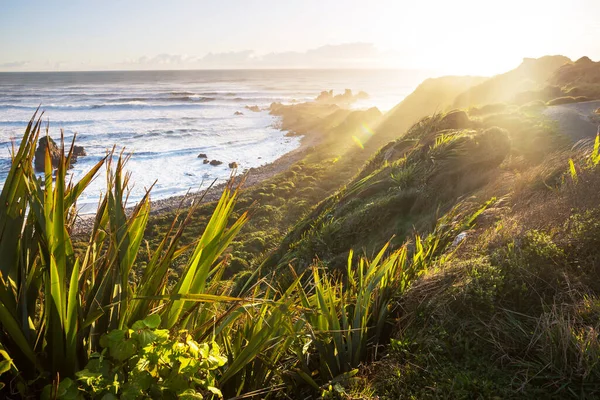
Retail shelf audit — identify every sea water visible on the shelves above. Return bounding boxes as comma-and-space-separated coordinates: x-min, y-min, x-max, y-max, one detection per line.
0, 69, 426, 212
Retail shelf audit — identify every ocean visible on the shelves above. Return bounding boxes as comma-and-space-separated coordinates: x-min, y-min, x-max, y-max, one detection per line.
0, 69, 426, 212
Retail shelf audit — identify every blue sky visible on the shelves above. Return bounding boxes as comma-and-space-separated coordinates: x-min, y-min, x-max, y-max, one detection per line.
1, 0, 599, 74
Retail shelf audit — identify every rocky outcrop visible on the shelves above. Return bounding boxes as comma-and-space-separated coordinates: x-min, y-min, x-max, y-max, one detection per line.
315, 89, 369, 105
203, 159, 210, 164
234, 111, 244, 115
197, 153, 207, 158
209, 160, 223, 166
228, 162, 238, 169
73, 145, 86, 157
245, 105, 260, 112
34, 136, 86, 172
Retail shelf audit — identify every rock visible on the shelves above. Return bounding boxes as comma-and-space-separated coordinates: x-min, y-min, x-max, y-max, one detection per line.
228, 162, 238, 169
245, 105, 260, 112
439, 110, 471, 129
34, 137, 60, 172
316, 90, 334, 102
34, 136, 86, 172
234, 111, 244, 116
203, 159, 210, 164
269, 102, 284, 114
197, 153, 208, 158
595, 108, 600, 115
209, 160, 223, 166
73, 145, 86, 157
451, 231, 469, 247
315, 89, 369, 104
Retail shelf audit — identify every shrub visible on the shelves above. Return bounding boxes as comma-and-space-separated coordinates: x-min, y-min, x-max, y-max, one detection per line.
71, 315, 226, 399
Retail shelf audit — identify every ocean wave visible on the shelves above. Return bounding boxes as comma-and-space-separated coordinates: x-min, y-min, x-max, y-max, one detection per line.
168, 95, 215, 102
0, 119, 97, 127
0, 102, 221, 111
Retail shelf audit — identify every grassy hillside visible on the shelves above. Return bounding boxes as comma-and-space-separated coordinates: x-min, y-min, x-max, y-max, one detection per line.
265, 105, 562, 277
369, 139, 600, 398
546, 56, 600, 102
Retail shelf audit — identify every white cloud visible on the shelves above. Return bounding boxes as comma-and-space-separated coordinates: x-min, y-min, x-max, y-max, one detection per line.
0, 43, 402, 71
0, 61, 30, 69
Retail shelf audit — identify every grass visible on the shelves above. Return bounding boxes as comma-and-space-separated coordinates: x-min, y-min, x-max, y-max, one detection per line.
266, 107, 555, 276
362, 140, 600, 398
547, 96, 591, 106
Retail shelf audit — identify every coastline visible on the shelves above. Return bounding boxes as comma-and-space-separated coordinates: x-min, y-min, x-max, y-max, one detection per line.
72, 129, 320, 234
147, 131, 320, 213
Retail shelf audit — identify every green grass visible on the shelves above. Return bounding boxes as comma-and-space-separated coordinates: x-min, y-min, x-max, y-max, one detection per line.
266, 108, 556, 275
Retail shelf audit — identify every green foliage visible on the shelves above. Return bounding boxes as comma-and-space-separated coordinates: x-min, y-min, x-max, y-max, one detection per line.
0, 114, 247, 395
565, 133, 600, 184
589, 133, 600, 167
267, 108, 523, 273
74, 315, 226, 399
295, 244, 407, 384
568, 158, 579, 182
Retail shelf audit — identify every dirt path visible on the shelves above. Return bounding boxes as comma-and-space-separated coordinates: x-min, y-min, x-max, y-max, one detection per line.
543, 100, 600, 142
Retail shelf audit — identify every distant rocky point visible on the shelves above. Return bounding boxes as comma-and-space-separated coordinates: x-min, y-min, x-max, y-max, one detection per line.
234, 111, 244, 115
315, 89, 369, 105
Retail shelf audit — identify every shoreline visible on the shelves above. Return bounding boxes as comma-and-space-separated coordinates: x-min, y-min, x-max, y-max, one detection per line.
72, 130, 320, 234
147, 131, 319, 213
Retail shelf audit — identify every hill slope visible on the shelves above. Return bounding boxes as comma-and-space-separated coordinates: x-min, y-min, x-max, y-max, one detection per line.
452, 55, 571, 107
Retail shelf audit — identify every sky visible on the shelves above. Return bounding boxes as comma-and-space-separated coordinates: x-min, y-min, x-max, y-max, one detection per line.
1, 0, 599, 75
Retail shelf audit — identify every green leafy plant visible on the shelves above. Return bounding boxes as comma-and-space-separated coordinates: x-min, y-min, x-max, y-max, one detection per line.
0, 113, 247, 395
73, 314, 226, 399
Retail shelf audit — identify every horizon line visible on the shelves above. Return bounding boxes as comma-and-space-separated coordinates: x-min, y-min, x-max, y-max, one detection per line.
0, 66, 443, 74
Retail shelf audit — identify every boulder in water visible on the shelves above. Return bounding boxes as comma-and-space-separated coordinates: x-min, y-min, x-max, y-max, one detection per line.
198, 153, 208, 158
245, 105, 260, 112
73, 145, 86, 157
34, 136, 86, 172
203, 159, 210, 164
228, 162, 238, 169
209, 160, 223, 166
234, 111, 244, 116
